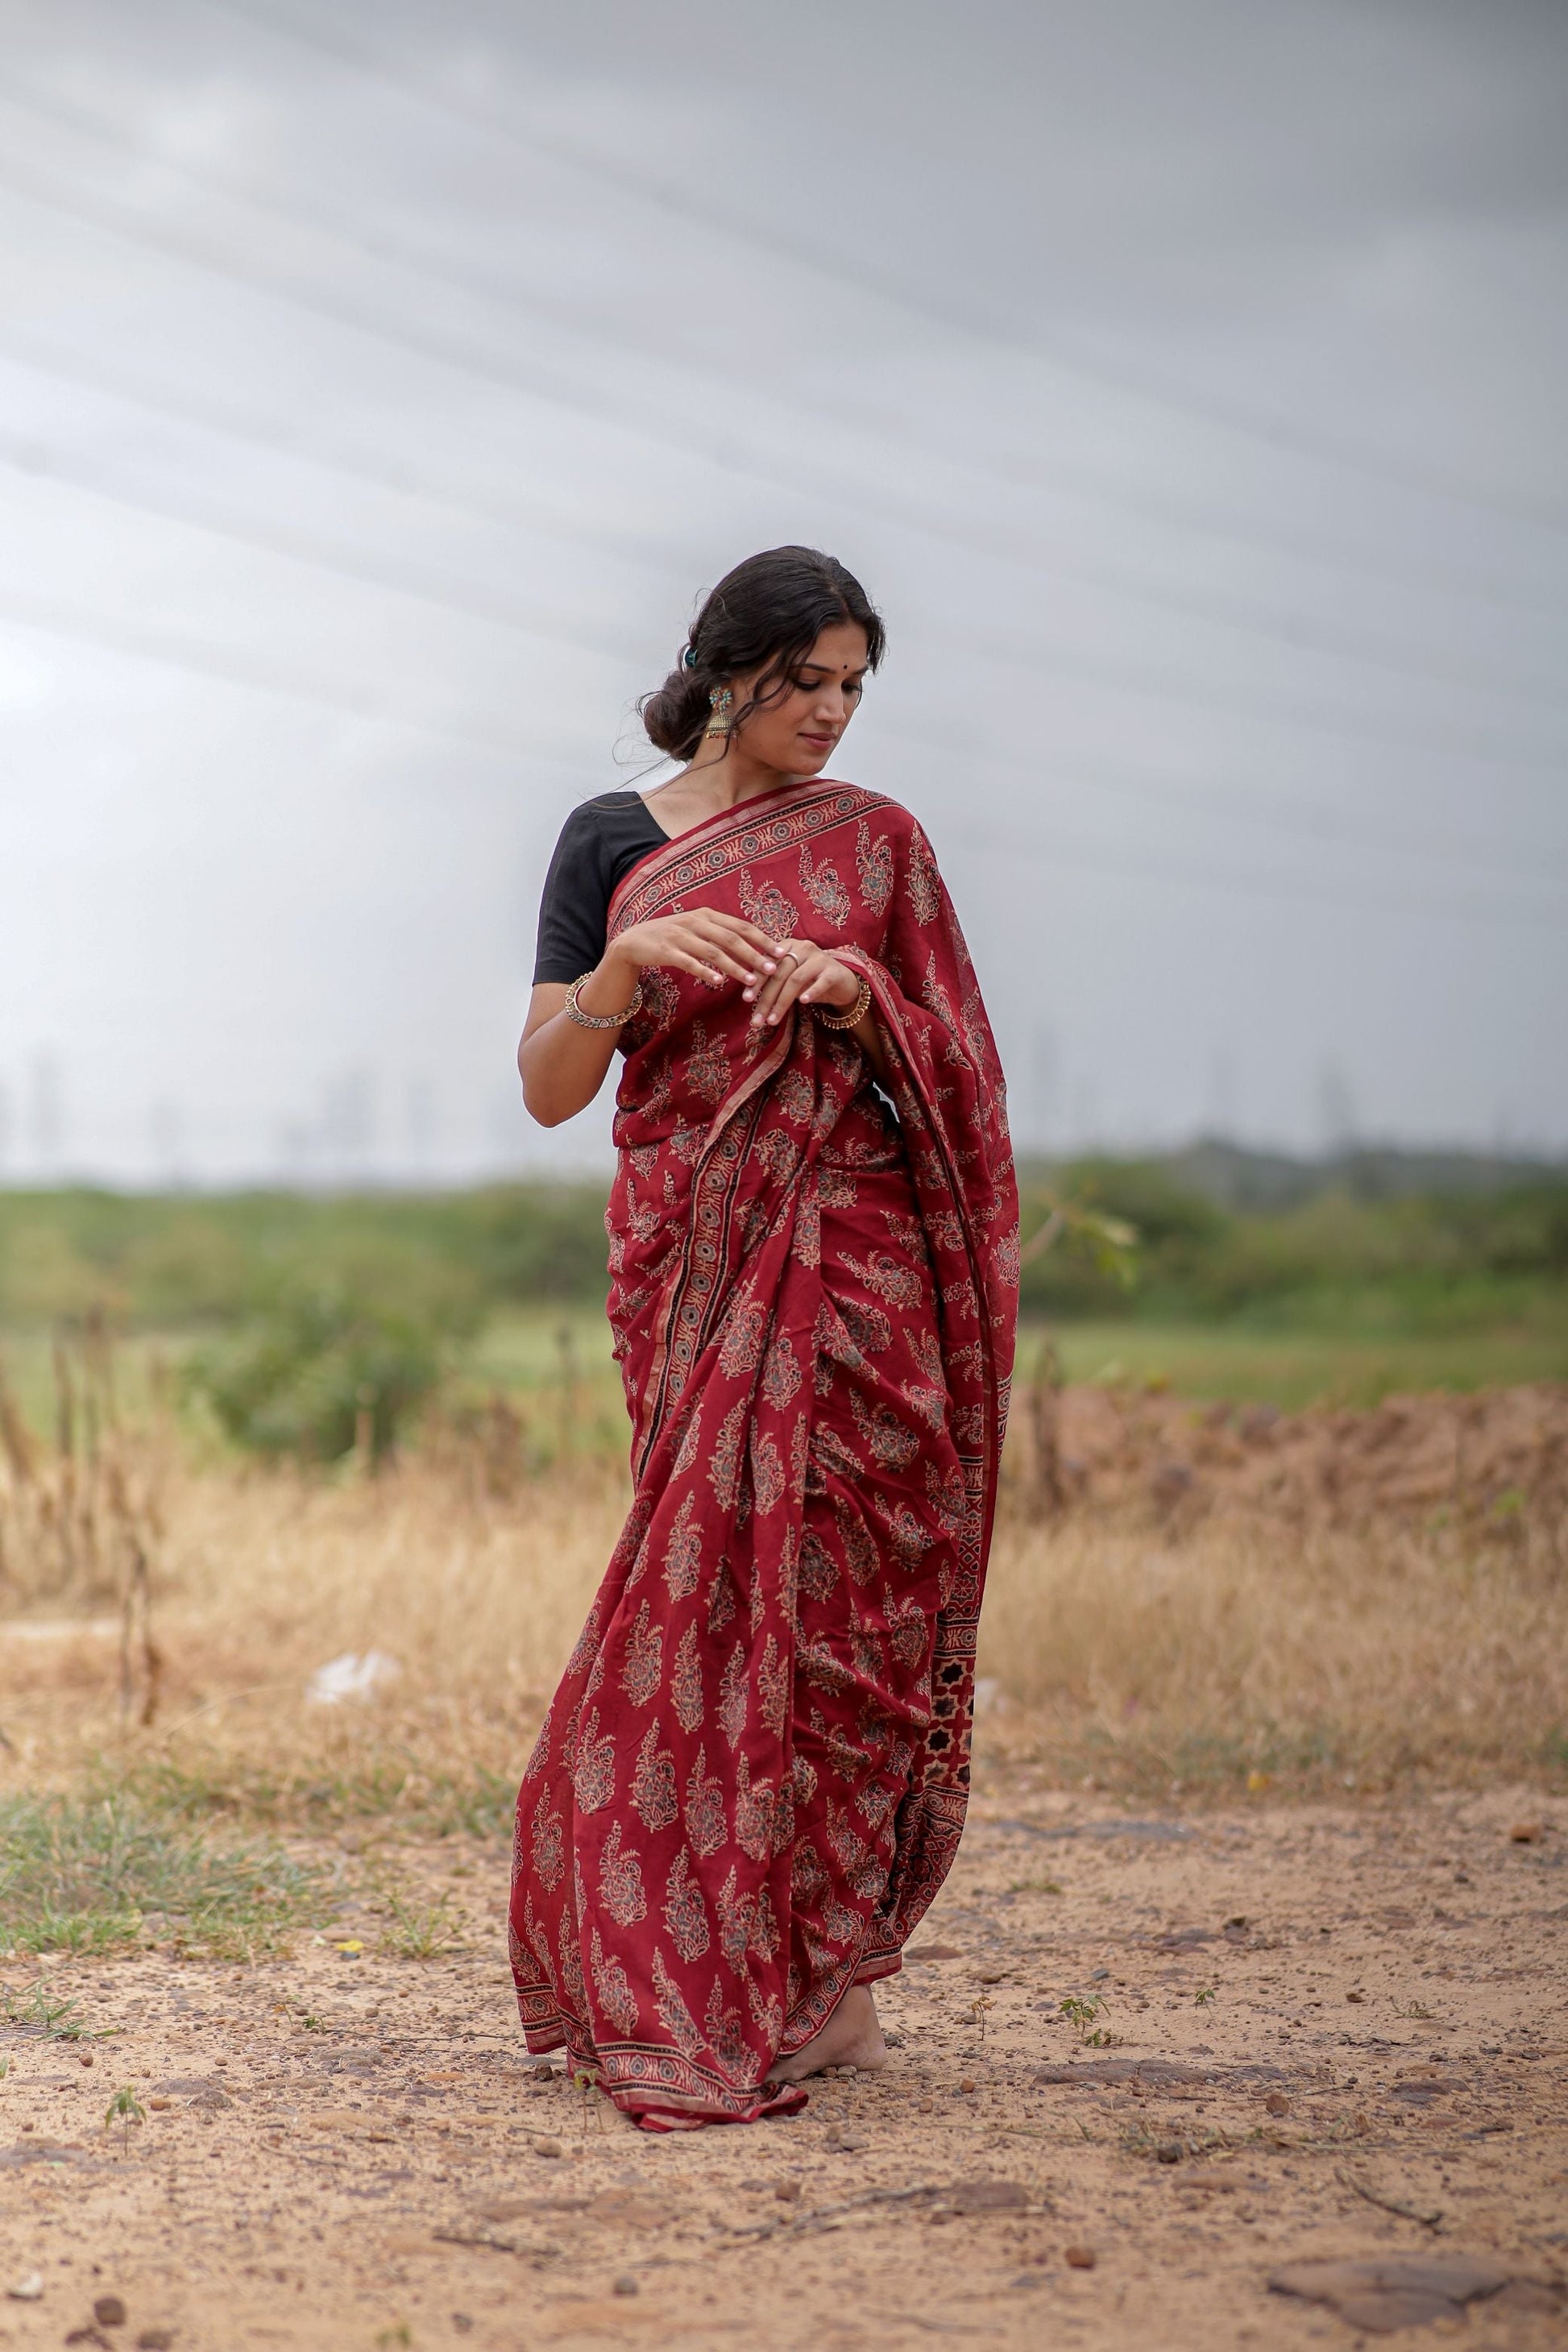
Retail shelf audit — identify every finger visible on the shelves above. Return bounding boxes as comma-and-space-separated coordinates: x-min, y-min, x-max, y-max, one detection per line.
702, 911, 784, 956
676, 939, 756, 984
691, 912, 778, 973
663, 948, 727, 986
748, 947, 807, 1030
761, 952, 823, 1027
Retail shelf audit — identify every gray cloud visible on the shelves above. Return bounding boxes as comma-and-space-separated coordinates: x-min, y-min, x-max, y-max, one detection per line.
0, 0, 1562, 1181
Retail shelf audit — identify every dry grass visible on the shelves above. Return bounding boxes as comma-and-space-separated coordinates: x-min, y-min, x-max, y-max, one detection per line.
981, 1505, 1568, 1791
1, 1400, 1565, 1834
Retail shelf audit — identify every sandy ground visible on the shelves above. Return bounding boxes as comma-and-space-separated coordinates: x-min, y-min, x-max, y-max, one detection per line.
2, 1777, 1564, 2352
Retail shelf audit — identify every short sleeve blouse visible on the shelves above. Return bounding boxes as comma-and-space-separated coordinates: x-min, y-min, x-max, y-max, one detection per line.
532, 791, 671, 985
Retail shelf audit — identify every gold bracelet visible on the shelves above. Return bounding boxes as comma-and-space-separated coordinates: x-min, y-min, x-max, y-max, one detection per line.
564, 971, 644, 1030
814, 974, 873, 1031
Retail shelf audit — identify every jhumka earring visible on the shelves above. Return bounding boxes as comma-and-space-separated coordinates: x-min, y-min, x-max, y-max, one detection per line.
703, 686, 734, 739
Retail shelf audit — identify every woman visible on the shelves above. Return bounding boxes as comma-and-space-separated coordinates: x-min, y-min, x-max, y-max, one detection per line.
510, 546, 1018, 2130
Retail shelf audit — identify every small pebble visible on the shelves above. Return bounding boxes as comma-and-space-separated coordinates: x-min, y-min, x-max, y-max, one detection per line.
1064, 2245, 1097, 2270
533, 2138, 564, 2159
1509, 1821, 1541, 1844
6, 2274, 43, 2303
612, 2275, 639, 2297
959, 2079, 977, 2095
93, 2296, 128, 2328
1155, 2142, 1183, 2164
1264, 2093, 1291, 2117
774, 2180, 802, 2202
135, 2333, 173, 2350
78, 2052, 94, 2069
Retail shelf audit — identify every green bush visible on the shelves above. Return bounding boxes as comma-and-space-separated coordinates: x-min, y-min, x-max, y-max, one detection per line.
186, 1257, 470, 1463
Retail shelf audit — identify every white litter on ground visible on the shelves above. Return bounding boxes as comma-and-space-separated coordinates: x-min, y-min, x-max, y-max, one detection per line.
305, 1650, 402, 1706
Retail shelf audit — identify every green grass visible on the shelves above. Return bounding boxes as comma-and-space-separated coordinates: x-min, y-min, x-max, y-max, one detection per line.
2, 1980, 90, 2039
372, 1887, 466, 1961
1032, 1316, 1568, 1409
0, 1792, 330, 1960
6, 1302, 1561, 1450
118, 1755, 516, 1843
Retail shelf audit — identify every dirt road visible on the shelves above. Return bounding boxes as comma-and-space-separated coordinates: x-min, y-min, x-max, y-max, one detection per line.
2, 1779, 1563, 2350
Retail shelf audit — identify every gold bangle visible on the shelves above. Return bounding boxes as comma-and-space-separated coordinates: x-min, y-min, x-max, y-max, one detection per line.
814, 975, 873, 1031
564, 971, 644, 1030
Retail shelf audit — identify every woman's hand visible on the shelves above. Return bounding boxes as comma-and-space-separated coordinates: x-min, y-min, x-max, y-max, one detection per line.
745, 936, 861, 1035
599, 907, 780, 999
742, 936, 889, 1081
519, 909, 782, 1128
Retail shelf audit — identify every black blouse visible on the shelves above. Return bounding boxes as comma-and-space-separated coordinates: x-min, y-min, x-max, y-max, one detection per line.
532, 791, 671, 985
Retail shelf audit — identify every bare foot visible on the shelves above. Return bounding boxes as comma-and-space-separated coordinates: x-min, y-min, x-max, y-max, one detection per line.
766, 1985, 888, 2084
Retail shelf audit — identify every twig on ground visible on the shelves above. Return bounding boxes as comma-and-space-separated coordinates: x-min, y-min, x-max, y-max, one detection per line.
1335, 2167, 1443, 2229
432, 2228, 561, 2260
724, 2183, 944, 2242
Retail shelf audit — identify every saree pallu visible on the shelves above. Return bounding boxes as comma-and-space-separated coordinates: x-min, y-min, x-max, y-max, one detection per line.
509, 780, 1018, 2128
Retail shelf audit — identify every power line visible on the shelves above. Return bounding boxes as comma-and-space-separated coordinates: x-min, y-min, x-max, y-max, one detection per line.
877, 713, 1567, 894
0, 567, 1558, 935
2, 359, 1563, 856
965, 622, 1566, 784
926, 805, 1566, 934
0, 321, 691, 585
1, 85, 1565, 721
4, 449, 1560, 891
0, 579, 596, 768
215, 0, 1568, 545
4, 325, 1564, 788
109, 1, 1562, 625
0, 432, 650, 669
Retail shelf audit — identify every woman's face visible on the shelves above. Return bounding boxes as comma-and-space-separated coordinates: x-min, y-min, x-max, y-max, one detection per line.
730, 620, 869, 777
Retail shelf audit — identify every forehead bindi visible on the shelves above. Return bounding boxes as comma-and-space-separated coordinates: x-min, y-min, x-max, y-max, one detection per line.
797, 624, 869, 679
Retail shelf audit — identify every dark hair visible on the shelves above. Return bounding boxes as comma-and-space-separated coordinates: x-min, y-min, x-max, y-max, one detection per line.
640, 545, 886, 761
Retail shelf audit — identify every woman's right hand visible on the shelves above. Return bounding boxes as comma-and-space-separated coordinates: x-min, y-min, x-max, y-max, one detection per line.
521, 910, 782, 1128
604, 908, 781, 993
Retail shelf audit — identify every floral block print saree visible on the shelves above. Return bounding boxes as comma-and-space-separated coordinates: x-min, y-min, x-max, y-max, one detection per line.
509, 780, 1018, 2129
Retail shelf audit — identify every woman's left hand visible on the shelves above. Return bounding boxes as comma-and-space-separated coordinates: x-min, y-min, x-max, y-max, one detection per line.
745, 937, 861, 1035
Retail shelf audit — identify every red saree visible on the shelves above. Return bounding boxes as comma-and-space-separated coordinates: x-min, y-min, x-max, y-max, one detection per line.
509, 779, 1018, 2128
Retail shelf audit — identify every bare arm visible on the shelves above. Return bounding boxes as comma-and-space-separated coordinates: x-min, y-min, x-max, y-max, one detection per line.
517, 910, 782, 1127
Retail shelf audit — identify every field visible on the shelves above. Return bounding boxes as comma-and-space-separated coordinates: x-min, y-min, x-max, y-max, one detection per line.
1, 1169, 1566, 2345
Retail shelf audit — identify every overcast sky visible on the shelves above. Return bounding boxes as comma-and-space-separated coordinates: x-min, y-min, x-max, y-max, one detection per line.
0, 0, 1564, 1184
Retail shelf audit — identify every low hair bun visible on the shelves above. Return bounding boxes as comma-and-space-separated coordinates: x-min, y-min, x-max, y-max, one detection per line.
638, 546, 884, 764
640, 666, 711, 759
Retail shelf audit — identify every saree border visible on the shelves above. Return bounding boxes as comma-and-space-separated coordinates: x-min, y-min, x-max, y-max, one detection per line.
606, 778, 881, 935
608, 780, 887, 1481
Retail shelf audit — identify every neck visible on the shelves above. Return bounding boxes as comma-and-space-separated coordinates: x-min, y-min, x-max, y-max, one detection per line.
681, 737, 803, 808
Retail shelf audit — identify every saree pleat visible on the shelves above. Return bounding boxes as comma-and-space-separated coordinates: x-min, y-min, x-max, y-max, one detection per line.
509, 782, 1018, 2127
